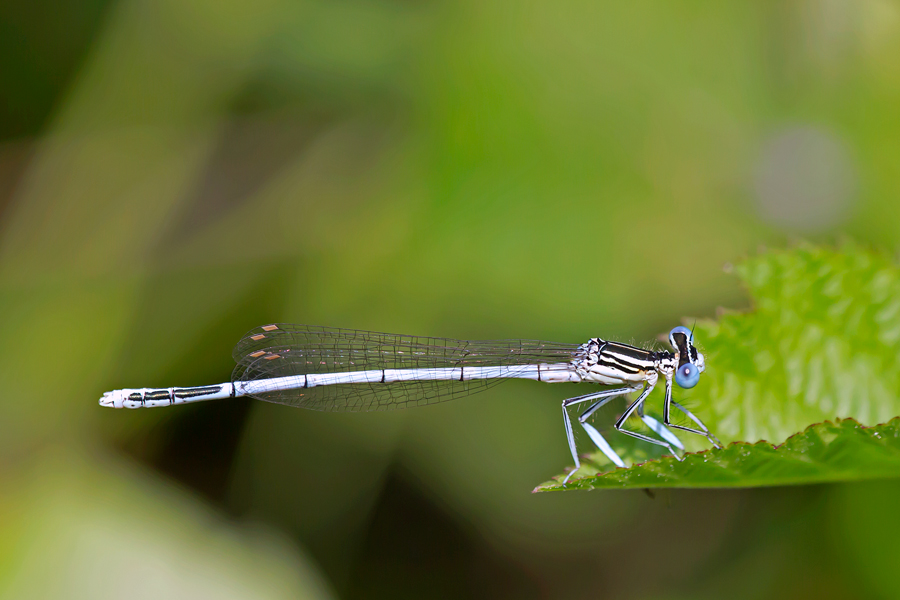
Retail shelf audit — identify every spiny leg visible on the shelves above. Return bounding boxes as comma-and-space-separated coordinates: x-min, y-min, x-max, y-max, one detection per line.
577, 384, 643, 471
667, 400, 723, 448
577, 384, 642, 423
638, 410, 685, 451
561, 386, 641, 484
614, 383, 683, 460
662, 378, 723, 448
580, 422, 625, 470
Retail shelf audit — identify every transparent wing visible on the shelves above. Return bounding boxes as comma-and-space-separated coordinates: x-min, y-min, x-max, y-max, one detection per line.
231, 324, 579, 412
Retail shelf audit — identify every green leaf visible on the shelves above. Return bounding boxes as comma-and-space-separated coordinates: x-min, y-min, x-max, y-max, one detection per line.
542, 243, 900, 489
700, 242, 900, 444
536, 418, 900, 492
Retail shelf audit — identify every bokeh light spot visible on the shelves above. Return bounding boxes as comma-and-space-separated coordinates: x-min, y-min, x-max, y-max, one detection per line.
752, 126, 857, 233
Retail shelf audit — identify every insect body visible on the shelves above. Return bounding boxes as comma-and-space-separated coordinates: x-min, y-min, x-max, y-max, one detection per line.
99, 324, 720, 484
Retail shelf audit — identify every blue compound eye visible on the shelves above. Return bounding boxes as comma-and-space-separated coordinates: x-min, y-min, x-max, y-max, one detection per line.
669, 326, 693, 344
675, 362, 701, 389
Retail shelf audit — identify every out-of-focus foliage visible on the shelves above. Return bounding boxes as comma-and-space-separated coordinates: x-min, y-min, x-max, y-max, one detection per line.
539, 417, 900, 491
0, 453, 333, 600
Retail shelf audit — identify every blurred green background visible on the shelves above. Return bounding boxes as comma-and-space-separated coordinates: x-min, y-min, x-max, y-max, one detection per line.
2, 1, 900, 598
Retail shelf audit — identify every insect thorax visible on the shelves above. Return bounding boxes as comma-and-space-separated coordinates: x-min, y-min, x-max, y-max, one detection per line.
571, 338, 664, 384
655, 352, 678, 377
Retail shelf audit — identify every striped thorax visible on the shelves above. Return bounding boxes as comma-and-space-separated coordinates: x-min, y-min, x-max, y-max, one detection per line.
573, 339, 665, 385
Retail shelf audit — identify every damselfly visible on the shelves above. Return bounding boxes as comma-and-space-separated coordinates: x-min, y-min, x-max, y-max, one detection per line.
99, 324, 721, 483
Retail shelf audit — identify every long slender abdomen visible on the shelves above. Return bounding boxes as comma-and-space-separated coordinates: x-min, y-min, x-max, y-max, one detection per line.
99, 362, 581, 408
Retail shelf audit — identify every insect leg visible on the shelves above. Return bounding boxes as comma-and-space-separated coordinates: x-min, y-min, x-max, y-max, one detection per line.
580, 423, 625, 468
641, 413, 685, 451
578, 384, 642, 423
614, 382, 682, 460
662, 378, 723, 448
577, 384, 643, 470
636, 400, 684, 450
561, 386, 641, 484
